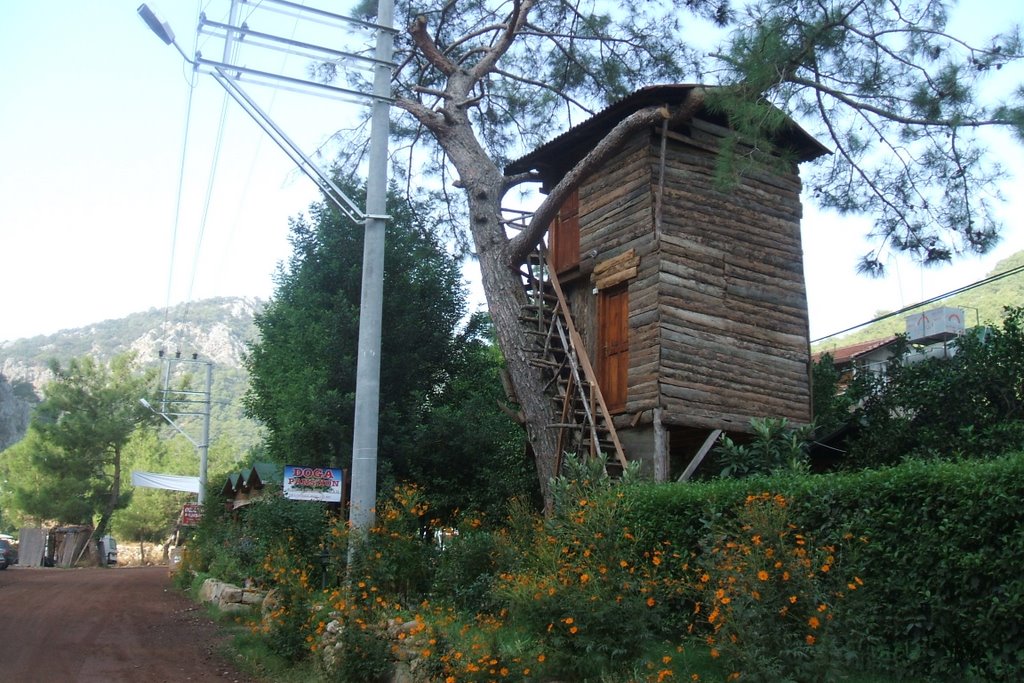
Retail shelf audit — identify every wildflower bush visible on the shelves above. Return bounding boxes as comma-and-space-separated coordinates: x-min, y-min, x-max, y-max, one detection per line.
255, 537, 322, 661
693, 492, 861, 682
493, 456, 684, 680
624, 451, 1024, 681
212, 451, 1024, 682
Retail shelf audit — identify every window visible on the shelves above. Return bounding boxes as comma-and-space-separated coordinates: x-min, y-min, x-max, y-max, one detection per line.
549, 188, 580, 273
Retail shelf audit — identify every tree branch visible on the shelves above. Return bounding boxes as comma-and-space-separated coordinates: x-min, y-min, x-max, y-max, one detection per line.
469, 0, 535, 83
409, 14, 458, 77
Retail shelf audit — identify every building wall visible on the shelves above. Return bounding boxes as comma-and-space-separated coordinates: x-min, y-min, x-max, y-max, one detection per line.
558, 118, 813, 438
655, 120, 812, 430
574, 135, 660, 414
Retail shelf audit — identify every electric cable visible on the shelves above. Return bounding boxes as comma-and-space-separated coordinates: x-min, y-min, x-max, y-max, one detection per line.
811, 261, 1024, 344
163, 0, 206, 355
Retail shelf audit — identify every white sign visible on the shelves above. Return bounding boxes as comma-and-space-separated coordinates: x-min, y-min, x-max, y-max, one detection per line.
283, 465, 343, 502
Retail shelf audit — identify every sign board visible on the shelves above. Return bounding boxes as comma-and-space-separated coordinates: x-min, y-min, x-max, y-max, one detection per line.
180, 503, 204, 526
283, 466, 343, 502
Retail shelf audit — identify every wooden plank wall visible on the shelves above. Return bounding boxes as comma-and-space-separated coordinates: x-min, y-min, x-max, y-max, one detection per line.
655, 120, 812, 428
574, 136, 661, 415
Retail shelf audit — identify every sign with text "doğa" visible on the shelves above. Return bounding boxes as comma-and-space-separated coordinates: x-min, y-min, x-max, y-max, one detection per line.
283, 466, 343, 502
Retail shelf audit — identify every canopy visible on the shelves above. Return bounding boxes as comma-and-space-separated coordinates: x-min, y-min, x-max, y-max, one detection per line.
131, 471, 200, 493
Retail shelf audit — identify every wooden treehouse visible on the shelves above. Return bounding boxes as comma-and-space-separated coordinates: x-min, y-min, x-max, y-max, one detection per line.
507, 84, 829, 481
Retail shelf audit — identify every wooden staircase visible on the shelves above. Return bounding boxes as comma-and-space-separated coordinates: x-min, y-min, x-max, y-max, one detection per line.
518, 248, 629, 476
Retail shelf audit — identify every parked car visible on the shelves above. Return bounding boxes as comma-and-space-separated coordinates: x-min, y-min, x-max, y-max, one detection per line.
0, 539, 17, 569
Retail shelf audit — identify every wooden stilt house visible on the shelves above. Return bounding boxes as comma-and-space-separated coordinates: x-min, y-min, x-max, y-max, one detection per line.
507, 84, 829, 480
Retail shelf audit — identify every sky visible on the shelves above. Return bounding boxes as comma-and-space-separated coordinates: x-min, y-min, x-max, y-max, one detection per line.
1, 1, 1022, 346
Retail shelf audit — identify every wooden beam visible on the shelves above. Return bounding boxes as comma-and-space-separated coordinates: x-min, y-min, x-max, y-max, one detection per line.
678, 429, 722, 482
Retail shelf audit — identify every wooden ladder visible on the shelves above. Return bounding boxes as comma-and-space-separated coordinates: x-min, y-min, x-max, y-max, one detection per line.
519, 248, 629, 476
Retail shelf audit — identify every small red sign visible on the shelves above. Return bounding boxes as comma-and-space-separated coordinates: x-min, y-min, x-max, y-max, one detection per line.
180, 503, 204, 526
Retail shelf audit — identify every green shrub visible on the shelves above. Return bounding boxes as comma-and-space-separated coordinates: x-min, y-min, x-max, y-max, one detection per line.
623, 452, 1024, 681
184, 492, 331, 587
713, 417, 812, 478
694, 492, 861, 682
494, 456, 681, 680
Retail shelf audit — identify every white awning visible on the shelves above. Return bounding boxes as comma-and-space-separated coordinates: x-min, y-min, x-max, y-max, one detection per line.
131, 471, 200, 493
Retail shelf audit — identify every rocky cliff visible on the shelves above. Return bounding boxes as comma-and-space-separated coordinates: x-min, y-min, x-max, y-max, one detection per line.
0, 297, 264, 449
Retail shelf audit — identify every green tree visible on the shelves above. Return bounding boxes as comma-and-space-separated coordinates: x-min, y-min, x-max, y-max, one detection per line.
407, 313, 540, 519
244, 184, 465, 479
1, 354, 156, 559
325, 0, 1022, 507
841, 307, 1024, 468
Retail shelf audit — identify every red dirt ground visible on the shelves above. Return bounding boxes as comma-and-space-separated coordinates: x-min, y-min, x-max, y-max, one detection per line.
0, 565, 254, 682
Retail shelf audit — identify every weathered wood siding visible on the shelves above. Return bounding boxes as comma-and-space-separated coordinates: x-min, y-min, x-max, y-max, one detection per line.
572, 136, 661, 414
655, 120, 812, 429
557, 118, 812, 433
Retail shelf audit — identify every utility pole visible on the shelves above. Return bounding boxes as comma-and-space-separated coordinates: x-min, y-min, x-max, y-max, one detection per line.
137, 0, 396, 538
348, 0, 395, 542
141, 354, 213, 505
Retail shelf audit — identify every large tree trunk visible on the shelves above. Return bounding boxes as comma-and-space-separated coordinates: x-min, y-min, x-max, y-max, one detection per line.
471, 196, 562, 510
93, 445, 122, 566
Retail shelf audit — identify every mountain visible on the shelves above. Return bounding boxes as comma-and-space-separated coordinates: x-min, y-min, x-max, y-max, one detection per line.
813, 250, 1024, 352
0, 297, 265, 452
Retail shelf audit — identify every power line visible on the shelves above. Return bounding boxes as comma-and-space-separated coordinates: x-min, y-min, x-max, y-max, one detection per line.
811, 262, 1024, 343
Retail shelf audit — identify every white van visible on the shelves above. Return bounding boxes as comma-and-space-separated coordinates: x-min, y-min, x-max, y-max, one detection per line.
99, 535, 118, 565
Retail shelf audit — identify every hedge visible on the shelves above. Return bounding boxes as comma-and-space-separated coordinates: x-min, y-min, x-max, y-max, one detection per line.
620, 452, 1024, 681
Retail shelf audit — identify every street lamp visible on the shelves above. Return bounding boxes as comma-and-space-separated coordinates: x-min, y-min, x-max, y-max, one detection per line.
137, 4, 193, 62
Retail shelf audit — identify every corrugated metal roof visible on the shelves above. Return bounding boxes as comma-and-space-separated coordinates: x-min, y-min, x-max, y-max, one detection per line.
505, 84, 830, 183
814, 336, 900, 365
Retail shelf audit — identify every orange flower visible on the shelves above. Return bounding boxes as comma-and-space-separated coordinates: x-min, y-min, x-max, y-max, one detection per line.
806, 634, 816, 645
757, 570, 769, 581
537, 654, 546, 663
647, 597, 657, 607
808, 616, 821, 629
710, 648, 720, 659
789, 595, 797, 604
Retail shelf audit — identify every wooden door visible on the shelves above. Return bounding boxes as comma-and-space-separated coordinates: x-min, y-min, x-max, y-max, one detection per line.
598, 283, 629, 413
549, 188, 579, 273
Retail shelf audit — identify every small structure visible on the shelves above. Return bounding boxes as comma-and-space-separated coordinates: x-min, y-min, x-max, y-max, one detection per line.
507, 84, 829, 479
220, 462, 281, 510
815, 305, 969, 383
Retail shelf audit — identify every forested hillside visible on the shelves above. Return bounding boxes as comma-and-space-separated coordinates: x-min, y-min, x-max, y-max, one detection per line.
0, 297, 264, 452
814, 250, 1024, 351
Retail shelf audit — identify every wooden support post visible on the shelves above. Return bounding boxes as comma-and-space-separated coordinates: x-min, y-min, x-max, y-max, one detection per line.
678, 429, 722, 482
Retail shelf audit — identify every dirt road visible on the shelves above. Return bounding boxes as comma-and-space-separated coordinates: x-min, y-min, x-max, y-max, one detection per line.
0, 566, 253, 682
